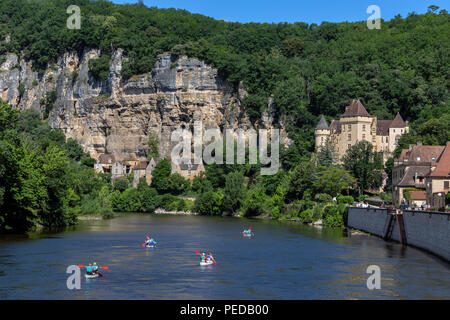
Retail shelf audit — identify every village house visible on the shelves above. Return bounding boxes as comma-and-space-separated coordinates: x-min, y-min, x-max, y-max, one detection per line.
95, 154, 116, 174
315, 100, 409, 164
426, 142, 450, 209
392, 142, 450, 209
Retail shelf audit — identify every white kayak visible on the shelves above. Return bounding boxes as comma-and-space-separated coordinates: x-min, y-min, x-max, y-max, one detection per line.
85, 273, 99, 279
146, 244, 156, 248
242, 232, 253, 237
200, 260, 214, 266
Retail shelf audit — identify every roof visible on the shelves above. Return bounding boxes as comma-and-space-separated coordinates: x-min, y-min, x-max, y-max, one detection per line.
179, 163, 200, 171
330, 120, 342, 134
397, 166, 431, 187
430, 143, 450, 177
409, 191, 427, 200
98, 154, 115, 164
341, 100, 371, 118
315, 115, 329, 130
390, 113, 407, 128
133, 161, 149, 170
377, 120, 392, 135
396, 145, 445, 164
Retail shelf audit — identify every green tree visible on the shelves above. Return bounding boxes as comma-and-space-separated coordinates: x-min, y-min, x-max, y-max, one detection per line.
222, 171, 245, 216
342, 141, 383, 195
147, 132, 160, 160
151, 159, 172, 193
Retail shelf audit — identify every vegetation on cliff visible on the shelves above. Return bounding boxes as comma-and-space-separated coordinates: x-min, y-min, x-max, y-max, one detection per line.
1, 0, 448, 159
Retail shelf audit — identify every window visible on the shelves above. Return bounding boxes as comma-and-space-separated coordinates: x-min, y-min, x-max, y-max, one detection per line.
362, 134, 366, 140
348, 144, 351, 149
362, 124, 366, 131
348, 125, 351, 130
321, 137, 324, 143
372, 136, 376, 143
445, 181, 449, 189
348, 134, 351, 141
386, 137, 388, 143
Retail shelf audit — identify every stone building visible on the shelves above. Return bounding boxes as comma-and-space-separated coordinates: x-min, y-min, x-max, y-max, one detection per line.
315, 100, 409, 163
426, 142, 450, 208
392, 142, 450, 208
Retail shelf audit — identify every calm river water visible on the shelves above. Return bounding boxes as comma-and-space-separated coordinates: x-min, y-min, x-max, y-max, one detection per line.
0, 214, 449, 299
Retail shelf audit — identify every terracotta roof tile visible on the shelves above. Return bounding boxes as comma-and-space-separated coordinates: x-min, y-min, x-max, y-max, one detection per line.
410, 191, 427, 200
342, 100, 371, 118
330, 120, 341, 134
390, 113, 407, 128
98, 154, 115, 164
406, 145, 445, 164
430, 143, 450, 177
133, 161, 149, 170
377, 120, 392, 135
397, 166, 431, 187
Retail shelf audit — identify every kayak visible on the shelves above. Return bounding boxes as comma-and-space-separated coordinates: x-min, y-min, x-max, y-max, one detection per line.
146, 244, 156, 248
85, 273, 99, 279
200, 260, 214, 266
242, 232, 253, 237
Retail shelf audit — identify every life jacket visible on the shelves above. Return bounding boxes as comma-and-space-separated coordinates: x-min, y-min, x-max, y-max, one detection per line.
93, 265, 98, 271
86, 266, 92, 273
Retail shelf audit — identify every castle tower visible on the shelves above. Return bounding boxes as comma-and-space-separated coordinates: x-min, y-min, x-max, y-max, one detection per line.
315, 115, 330, 151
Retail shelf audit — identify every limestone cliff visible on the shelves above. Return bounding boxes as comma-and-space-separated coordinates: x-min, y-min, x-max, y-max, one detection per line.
0, 49, 288, 163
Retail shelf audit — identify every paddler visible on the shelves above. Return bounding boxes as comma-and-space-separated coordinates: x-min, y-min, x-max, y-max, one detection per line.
86, 263, 93, 275
201, 252, 206, 262
92, 262, 98, 274
207, 252, 215, 263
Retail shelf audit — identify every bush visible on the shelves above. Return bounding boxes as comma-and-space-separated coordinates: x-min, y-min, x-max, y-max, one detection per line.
195, 190, 223, 216
114, 179, 129, 192
315, 193, 333, 203
116, 188, 141, 212
337, 195, 354, 205
88, 55, 110, 81
322, 205, 345, 227
299, 209, 314, 223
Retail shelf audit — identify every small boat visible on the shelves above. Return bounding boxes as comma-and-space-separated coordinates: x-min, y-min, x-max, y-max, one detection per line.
200, 260, 214, 266
242, 232, 253, 237
145, 244, 156, 248
85, 273, 99, 279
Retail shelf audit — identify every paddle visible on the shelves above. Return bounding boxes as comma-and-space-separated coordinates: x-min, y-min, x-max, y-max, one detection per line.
77, 265, 108, 270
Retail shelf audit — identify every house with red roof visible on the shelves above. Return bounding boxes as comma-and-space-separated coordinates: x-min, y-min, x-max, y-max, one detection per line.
426, 142, 450, 209
392, 142, 450, 209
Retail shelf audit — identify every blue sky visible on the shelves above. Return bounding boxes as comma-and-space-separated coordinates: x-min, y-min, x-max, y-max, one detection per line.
111, 0, 448, 24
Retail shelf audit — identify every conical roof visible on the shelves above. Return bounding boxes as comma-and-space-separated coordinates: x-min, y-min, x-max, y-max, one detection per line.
390, 113, 407, 128
342, 100, 371, 117
315, 115, 329, 130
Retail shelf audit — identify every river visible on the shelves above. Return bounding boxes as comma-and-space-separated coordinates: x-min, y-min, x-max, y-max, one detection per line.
0, 214, 449, 299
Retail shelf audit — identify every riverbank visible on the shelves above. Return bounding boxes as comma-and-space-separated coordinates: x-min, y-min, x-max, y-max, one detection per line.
154, 208, 199, 216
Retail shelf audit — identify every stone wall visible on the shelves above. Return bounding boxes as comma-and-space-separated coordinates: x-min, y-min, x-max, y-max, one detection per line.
348, 207, 450, 261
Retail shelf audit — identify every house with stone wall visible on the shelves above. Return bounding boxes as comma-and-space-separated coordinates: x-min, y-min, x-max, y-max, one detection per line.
315, 100, 409, 164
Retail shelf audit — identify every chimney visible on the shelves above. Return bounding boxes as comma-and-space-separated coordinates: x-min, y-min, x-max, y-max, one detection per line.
416, 141, 422, 146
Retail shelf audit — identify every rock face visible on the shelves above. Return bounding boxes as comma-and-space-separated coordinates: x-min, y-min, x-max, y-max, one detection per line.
0, 49, 289, 164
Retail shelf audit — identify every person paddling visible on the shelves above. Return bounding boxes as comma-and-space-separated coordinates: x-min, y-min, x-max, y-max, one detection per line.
201, 252, 207, 263
92, 262, 99, 274
86, 263, 93, 275
207, 252, 215, 264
